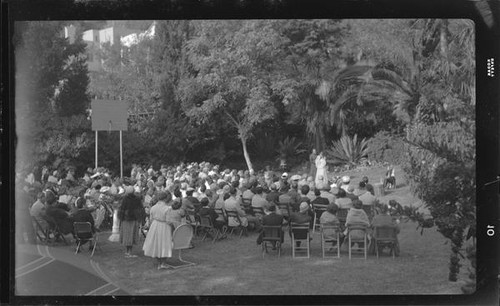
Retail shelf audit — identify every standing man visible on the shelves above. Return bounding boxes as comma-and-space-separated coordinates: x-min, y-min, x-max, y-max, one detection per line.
309, 149, 317, 178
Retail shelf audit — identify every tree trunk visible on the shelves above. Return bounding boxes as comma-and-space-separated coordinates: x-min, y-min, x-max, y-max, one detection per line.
240, 136, 253, 172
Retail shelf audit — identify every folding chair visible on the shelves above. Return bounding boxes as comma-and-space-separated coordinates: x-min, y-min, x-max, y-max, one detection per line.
241, 198, 253, 214
31, 216, 52, 244
321, 224, 341, 258
373, 226, 398, 258
252, 206, 265, 221
44, 215, 69, 245
167, 224, 196, 269
347, 225, 368, 260
337, 208, 349, 231
276, 202, 291, 221
362, 205, 374, 222
261, 225, 283, 258
74, 222, 100, 257
290, 222, 310, 258
185, 209, 200, 236
198, 215, 225, 243
312, 204, 328, 234
214, 208, 229, 234
225, 210, 246, 238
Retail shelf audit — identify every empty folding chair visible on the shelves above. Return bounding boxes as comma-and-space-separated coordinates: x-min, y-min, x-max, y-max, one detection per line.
74, 222, 100, 257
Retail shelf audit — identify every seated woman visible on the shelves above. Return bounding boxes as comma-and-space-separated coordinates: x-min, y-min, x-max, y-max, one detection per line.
165, 199, 186, 229
344, 199, 370, 245
370, 204, 400, 256
320, 203, 344, 247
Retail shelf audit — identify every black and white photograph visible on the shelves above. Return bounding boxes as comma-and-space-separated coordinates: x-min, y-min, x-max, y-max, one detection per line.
4, 0, 499, 304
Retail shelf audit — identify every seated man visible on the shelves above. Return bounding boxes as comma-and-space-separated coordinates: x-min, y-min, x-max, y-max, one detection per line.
44, 190, 74, 239
370, 204, 400, 256
30, 191, 49, 232
71, 198, 96, 251
225, 187, 261, 232
256, 204, 284, 248
199, 197, 225, 232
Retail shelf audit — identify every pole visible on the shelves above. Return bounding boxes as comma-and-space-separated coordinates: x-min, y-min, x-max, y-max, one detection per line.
95, 130, 98, 169
120, 130, 123, 179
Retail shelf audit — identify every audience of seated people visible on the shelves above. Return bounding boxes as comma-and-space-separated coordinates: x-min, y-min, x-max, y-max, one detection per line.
18, 159, 402, 260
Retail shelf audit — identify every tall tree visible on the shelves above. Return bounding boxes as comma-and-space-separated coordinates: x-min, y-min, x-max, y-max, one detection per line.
14, 21, 92, 170
179, 20, 287, 171
276, 19, 349, 151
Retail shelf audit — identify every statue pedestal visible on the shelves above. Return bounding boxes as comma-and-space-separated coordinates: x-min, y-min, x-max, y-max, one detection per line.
108, 207, 120, 242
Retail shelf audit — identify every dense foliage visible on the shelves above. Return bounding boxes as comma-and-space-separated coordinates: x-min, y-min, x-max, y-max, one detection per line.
16, 20, 476, 283
15, 21, 91, 173
326, 134, 368, 168
366, 131, 406, 165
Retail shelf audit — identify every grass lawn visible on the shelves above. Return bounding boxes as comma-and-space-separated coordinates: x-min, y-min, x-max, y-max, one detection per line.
57, 166, 472, 295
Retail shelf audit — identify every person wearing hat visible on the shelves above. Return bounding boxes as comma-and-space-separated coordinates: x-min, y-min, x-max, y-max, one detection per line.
340, 176, 351, 193
279, 173, 289, 192
290, 202, 312, 224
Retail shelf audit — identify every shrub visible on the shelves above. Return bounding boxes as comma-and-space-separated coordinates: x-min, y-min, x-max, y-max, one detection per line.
326, 134, 368, 167
366, 131, 406, 165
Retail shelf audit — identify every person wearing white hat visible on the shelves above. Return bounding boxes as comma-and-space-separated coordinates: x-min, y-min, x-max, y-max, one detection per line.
340, 175, 351, 193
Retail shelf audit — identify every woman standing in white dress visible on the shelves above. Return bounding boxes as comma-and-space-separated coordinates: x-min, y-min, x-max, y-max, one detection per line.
315, 151, 328, 187
142, 190, 173, 270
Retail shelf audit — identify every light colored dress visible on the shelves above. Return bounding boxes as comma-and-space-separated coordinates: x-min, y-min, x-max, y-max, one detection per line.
315, 155, 328, 186
142, 201, 172, 258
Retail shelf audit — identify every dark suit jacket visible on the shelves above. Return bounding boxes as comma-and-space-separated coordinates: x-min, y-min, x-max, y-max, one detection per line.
258, 212, 284, 244
72, 209, 96, 232
262, 212, 284, 226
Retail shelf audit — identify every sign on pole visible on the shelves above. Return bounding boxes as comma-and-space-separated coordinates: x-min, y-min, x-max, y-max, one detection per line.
91, 100, 129, 131
91, 100, 129, 178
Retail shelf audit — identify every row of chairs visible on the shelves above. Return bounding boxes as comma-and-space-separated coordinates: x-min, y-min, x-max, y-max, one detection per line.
261, 222, 398, 260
